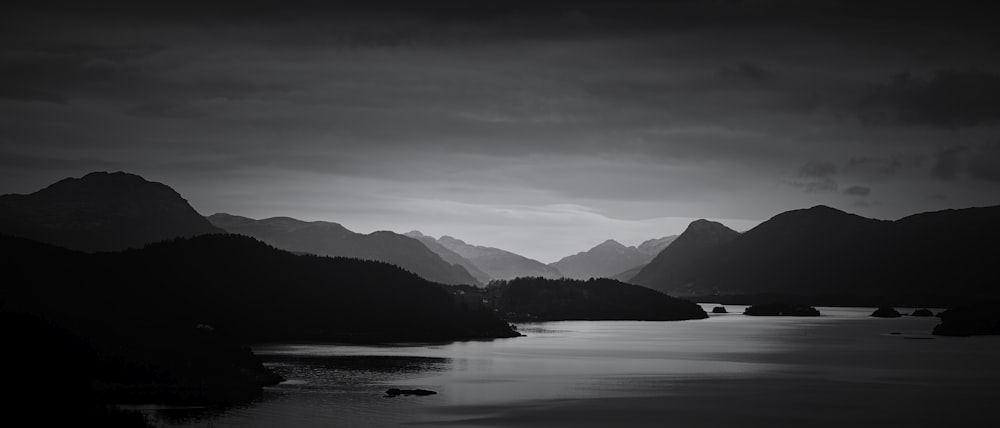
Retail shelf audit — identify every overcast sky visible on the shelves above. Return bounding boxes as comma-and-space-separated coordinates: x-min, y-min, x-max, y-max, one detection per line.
2, 1, 999, 262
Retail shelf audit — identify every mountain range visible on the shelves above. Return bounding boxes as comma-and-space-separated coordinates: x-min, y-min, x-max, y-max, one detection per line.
0, 171, 221, 252
5, 171, 997, 307
208, 214, 480, 286
407, 232, 563, 280
627, 205, 1000, 305
404, 231, 492, 283
549, 236, 677, 280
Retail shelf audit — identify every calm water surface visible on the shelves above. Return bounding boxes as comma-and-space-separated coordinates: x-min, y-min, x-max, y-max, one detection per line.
145, 305, 1000, 427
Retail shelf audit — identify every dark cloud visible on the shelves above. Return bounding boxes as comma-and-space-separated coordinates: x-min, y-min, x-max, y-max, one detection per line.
794, 160, 839, 193
859, 71, 1000, 128
931, 146, 969, 180
2, 0, 1000, 259
0, 87, 67, 104
843, 185, 872, 197
719, 62, 776, 82
798, 160, 837, 178
929, 144, 1000, 182
844, 157, 903, 179
967, 143, 1000, 181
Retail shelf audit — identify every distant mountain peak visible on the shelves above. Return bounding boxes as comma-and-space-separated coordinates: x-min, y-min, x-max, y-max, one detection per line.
549, 237, 662, 280
684, 219, 734, 234
596, 239, 625, 248
435, 234, 561, 280
439, 235, 468, 245
405, 230, 426, 238
38, 170, 179, 198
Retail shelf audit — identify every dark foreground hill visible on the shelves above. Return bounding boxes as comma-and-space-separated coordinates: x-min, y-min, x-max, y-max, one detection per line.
209, 214, 480, 286
0, 233, 518, 343
449, 277, 707, 322
1, 233, 519, 423
628, 205, 1000, 306
0, 171, 221, 252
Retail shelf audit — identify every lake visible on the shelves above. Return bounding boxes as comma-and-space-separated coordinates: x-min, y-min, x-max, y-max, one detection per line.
140, 305, 1000, 427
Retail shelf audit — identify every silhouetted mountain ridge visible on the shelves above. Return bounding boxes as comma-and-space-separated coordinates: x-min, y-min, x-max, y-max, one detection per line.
0, 233, 518, 344
630, 204, 1000, 303
0, 171, 221, 251
208, 214, 480, 286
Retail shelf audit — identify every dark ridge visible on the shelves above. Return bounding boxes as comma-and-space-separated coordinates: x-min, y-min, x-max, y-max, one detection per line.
0, 233, 518, 344
208, 214, 481, 286
0, 171, 221, 252
630, 204, 1000, 305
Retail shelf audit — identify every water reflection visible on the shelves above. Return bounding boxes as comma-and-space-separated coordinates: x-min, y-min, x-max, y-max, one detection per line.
153, 308, 1000, 427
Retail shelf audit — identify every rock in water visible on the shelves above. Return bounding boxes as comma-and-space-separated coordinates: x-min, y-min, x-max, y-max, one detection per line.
384, 388, 437, 397
712, 306, 728, 314
911, 308, 933, 317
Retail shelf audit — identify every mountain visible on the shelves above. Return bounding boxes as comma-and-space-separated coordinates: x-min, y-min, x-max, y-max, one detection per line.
628, 219, 741, 294
432, 235, 562, 280
550, 239, 647, 280
405, 231, 492, 284
0, 171, 221, 252
549, 236, 677, 280
0, 233, 519, 344
207, 214, 479, 286
629, 205, 1000, 304
448, 277, 707, 322
636, 235, 678, 258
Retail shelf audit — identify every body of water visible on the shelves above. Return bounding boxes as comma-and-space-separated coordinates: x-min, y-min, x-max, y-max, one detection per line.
143, 305, 1000, 427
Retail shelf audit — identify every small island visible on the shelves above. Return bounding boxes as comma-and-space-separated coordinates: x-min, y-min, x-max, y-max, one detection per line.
712, 306, 728, 314
744, 303, 820, 316
911, 308, 934, 317
871, 306, 902, 318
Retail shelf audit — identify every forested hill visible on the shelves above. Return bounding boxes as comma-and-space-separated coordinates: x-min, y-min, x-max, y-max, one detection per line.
0, 233, 519, 343
449, 277, 708, 322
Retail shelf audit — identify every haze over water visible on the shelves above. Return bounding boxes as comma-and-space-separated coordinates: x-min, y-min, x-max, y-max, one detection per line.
146, 306, 1000, 427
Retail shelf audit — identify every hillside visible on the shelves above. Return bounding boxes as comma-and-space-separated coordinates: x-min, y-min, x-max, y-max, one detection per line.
405, 231, 492, 284
629, 219, 740, 294
208, 214, 480, 286
434, 235, 563, 280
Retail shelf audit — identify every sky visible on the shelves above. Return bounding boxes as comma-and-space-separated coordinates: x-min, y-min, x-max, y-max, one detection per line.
2, 1, 999, 262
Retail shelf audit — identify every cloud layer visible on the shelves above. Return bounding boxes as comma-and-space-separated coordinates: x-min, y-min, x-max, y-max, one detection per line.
2, 1, 999, 261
